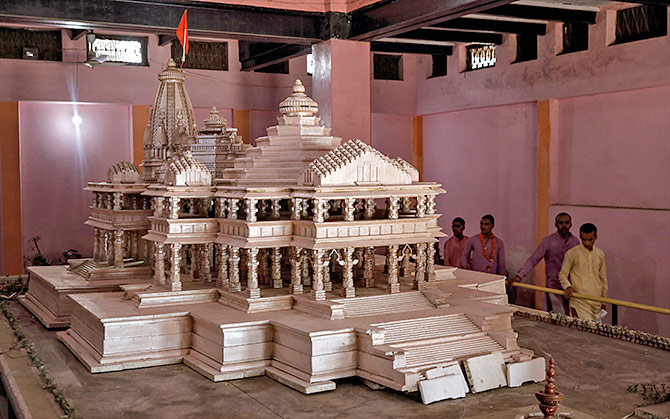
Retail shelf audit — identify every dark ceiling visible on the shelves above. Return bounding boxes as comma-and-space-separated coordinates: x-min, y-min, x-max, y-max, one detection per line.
0, 0, 667, 70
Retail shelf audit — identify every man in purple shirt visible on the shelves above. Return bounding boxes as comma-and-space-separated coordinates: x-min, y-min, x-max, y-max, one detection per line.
460, 214, 506, 275
510, 212, 580, 314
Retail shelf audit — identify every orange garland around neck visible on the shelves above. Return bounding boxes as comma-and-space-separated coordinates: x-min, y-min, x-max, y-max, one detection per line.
480, 233, 496, 264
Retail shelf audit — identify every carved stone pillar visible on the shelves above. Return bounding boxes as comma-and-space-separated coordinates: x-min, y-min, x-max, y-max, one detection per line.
323, 252, 332, 292
426, 243, 436, 281
245, 199, 258, 222
271, 199, 281, 220
228, 246, 241, 292
291, 198, 302, 220
228, 199, 239, 220
387, 245, 400, 294
191, 245, 200, 279
290, 246, 303, 294
154, 197, 164, 218
113, 230, 124, 268
169, 197, 180, 219
301, 199, 310, 219
92, 228, 100, 262
154, 242, 165, 285
201, 243, 212, 282
364, 246, 375, 288
169, 243, 182, 291
216, 244, 229, 289
426, 195, 436, 215
342, 247, 356, 298
414, 243, 427, 290
216, 197, 226, 218
311, 249, 326, 301
416, 196, 427, 218
131, 231, 138, 260
131, 195, 138, 210
271, 247, 283, 288
301, 249, 311, 286
313, 199, 327, 223
246, 248, 260, 298
387, 196, 399, 219
343, 198, 356, 222
113, 192, 123, 211
400, 245, 412, 277
364, 198, 376, 219
401, 197, 412, 214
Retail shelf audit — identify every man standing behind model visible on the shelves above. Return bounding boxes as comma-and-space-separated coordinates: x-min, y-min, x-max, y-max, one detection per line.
559, 223, 608, 321
460, 214, 505, 275
509, 212, 580, 314
444, 217, 468, 267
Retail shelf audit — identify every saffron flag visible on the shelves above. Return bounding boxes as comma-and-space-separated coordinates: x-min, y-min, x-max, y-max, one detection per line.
176, 10, 188, 64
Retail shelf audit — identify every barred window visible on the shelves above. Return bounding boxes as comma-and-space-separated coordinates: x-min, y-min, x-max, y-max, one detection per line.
0, 28, 61, 61
466, 44, 496, 71
373, 53, 403, 80
562, 22, 589, 54
429, 54, 447, 78
615, 5, 667, 44
172, 41, 228, 71
515, 33, 538, 63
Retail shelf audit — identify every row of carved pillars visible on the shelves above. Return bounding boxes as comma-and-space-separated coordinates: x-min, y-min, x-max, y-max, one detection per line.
92, 228, 147, 268
169, 243, 435, 300
152, 243, 213, 291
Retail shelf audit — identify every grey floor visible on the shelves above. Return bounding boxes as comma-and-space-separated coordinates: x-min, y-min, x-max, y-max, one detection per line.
7, 300, 669, 418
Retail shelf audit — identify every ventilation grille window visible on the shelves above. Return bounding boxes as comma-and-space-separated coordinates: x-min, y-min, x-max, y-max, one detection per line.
562, 22, 589, 54
172, 41, 228, 71
0, 28, 61, 61
429, 54, 447, 78
467, 44, 496, 71
615, 5, 667, 44
374, 53, 403, 80
515, 34, 538, 63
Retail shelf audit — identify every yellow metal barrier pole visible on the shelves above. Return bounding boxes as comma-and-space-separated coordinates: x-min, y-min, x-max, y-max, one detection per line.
511, 282, 670, 316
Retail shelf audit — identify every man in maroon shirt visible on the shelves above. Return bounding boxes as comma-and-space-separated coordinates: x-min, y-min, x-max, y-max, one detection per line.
443, 217, 468, 267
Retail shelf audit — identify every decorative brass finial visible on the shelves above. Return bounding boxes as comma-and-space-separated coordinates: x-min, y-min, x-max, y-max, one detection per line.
535, 358, 564, 418
278, 79, 318, 116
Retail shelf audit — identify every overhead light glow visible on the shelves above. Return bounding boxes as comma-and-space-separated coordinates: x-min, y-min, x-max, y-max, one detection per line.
72, 114, 82, 127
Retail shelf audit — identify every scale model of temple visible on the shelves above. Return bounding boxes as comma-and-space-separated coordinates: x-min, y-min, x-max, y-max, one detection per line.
23, 59, 545, 401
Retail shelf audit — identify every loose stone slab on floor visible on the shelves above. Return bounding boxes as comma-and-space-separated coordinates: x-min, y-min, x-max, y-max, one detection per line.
464, 352, 507, 393
507, 357, 546, 388
419, 372, 467, 404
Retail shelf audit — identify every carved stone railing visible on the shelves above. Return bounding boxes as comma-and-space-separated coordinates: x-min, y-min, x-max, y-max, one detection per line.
295, 217, 439, 241
147, 218, 219, 242
218, 220, 293, 239
88, 208, 152, 228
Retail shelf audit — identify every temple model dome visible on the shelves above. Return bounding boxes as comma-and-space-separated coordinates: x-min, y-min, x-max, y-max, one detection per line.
278, 79, 318, 117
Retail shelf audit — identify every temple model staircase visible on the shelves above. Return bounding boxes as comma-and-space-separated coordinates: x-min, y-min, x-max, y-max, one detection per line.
332, 291, 435, 318
356, 311, 526, 392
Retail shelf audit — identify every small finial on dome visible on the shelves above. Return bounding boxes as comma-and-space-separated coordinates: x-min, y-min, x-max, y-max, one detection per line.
293, 79, 305, 94
167, 58, 177, 68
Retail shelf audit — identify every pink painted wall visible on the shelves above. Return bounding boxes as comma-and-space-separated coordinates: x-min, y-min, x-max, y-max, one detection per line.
548, 85, 670, 336
422, 103, 538, 278
555, 86, 670, 209
19, 102, 132, 266
370, 113, 413, 163
371, 54, 418, 116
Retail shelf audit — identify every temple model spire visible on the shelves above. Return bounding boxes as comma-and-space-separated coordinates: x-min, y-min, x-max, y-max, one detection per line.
142, 58, 197, 183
